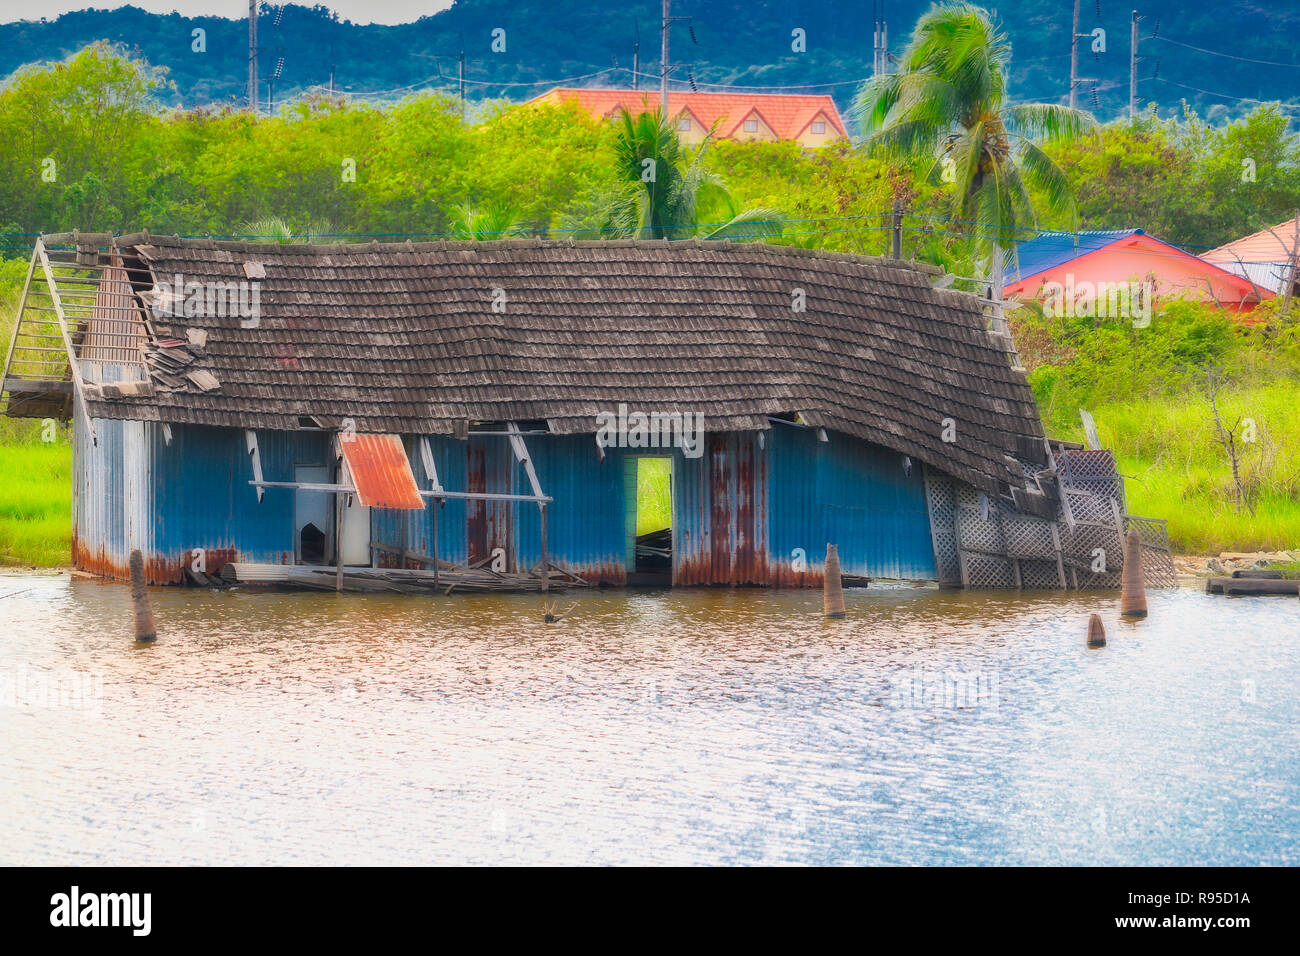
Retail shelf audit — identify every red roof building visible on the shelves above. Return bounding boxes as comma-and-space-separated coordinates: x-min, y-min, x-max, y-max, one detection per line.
530, 88, 848, 147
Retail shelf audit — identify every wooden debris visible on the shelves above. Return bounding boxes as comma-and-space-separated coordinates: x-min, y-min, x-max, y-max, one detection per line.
185, 328, 208, 349
224, 560, 582, 594
184, 369, 221, 392
1206, 576, 1299, 596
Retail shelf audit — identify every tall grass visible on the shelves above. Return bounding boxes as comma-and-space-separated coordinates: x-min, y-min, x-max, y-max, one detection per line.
1092, 382, 1300, 553
0, 442, 72, 566
636, 457, 672, 535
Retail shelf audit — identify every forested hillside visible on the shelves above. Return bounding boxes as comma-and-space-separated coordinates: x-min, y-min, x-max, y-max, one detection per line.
2, 1, 1299, 123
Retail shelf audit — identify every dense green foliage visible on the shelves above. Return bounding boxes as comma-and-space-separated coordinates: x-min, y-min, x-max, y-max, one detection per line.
1013, 297, 1300, 551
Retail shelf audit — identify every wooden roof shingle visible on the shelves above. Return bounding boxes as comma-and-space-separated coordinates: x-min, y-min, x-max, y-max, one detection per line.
87, 236, 1045, 496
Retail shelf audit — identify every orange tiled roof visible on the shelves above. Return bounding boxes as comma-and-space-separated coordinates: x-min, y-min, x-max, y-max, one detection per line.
531, 88, 848, 140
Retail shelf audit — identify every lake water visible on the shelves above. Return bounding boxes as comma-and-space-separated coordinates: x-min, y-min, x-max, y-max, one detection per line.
1, 572, 1297, 865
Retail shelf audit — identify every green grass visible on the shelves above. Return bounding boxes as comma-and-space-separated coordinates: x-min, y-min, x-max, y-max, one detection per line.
636, 457, 672, 536
1084, 381, 1300, 554
0, 442, 72, 566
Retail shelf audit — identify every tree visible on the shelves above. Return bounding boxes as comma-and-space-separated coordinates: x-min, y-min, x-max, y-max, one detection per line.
447, 201, 526, 240
857, 3, 1095, 265
584, 108, 781, 241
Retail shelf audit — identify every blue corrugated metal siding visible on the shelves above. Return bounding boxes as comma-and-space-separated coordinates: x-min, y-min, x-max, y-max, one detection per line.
512, 434, 626, 584
372, 435, 469, 568
765, 422, 936, 582
148, 424, 330, 579
73, 415, 937, 587
674, 431, 769, 585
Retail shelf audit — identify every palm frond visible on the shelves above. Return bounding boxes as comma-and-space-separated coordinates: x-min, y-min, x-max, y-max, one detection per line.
701, 207, 784, 242
1006, 103, 1099, 145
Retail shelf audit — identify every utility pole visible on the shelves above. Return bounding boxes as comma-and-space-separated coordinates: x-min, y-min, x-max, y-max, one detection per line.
633, 29, 640, 90
1129, 10, 1139, 119
1068, 0, 1080, 108
458, 49, 466, 123
660, 0, 670, 114
248, 0, 258, 111
873, 0, 889, 75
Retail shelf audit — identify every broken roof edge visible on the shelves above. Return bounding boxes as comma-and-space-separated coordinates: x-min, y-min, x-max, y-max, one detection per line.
42, 231, 944, 279
74, 404, 1032, 498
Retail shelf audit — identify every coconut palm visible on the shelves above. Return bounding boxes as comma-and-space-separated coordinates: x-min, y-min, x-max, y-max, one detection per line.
566, 108, 781, 241
447, 201, 528, 240
858, 3, 1096, 263
238, 216, 338, 243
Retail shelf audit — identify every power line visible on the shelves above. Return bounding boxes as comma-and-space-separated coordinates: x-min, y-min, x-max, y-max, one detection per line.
1152, 35, 1300, 69
1152, 76, 1300, 112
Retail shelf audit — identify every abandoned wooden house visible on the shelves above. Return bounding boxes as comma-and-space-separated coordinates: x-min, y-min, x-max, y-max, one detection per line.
0, 234, 1174, 592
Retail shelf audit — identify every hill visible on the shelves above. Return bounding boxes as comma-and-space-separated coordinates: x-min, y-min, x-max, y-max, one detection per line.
2, 1, 1299, 123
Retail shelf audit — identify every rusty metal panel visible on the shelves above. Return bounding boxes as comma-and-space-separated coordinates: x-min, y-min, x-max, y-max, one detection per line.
466, 434, 513, 568
672, 431, 770, 586
339, 433, 423, 509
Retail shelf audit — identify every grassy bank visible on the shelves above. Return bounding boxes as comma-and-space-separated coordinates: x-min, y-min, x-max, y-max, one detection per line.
0, 441, 72, 566
1083, 382, 1300, 554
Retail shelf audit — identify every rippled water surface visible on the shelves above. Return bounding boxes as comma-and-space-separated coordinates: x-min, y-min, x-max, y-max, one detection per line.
2, 572, 1297, 865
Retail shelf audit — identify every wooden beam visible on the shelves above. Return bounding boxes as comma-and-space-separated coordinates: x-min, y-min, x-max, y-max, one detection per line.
35, 241, 95, 444
419, 435, 443, 493
245, 430, 264, 502
506, 421, 546, 500
0, 246, 40, 390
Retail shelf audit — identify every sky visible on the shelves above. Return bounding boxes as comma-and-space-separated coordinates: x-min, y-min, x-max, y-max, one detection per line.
0, 1, 454, 25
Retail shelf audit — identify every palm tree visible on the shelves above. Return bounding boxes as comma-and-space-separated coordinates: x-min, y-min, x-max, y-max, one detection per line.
858, 3, 1096, 269
447, 201, 528, 240
238, 216, 339, 243
564, 108, 781, 241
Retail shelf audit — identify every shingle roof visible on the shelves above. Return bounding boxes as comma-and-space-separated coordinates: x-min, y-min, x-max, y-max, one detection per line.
85, 236, 1044, 497
533, 88, 848, 140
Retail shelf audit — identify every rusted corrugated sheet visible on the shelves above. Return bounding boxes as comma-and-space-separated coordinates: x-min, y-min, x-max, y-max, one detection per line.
339, 433, 423, 509
675, 431, 770, 586
466, 435, 513, 569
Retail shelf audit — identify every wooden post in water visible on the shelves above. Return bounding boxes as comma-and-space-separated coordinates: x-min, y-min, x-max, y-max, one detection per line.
334, 485, 345, 593
1120, 529, 1147, 618
540, 502, 549, 594
129, 549, 156, 643
824, 543, 846, 618
431, 499, 439, 589
1087, 613, 1106, 648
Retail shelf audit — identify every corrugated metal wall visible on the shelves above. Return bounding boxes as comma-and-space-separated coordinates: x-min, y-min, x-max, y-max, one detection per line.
74, 415, 936, 587
764, 421, 936, 583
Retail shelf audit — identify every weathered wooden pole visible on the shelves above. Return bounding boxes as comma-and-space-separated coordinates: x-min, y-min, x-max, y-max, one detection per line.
334, 486, 345, 592
431, 499, 439, 589
1087, 613, 1106, 648
129, 549, 156, 643
1120, 528, 1148, 618
540, 502, 549, 594
823, 543, 846, 618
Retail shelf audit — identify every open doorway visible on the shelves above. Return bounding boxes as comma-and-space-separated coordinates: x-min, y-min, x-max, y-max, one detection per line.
295, 464, 332, 565
624, 456, 672, 586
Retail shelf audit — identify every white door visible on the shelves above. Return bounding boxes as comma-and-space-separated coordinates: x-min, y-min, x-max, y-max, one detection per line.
340, 491, 371, 567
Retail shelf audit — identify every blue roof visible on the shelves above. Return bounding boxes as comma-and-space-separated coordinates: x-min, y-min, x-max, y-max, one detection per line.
1006, 229, 1144, 282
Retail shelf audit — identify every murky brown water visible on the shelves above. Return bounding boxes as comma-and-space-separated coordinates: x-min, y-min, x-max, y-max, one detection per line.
2, 572, 1297, 865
